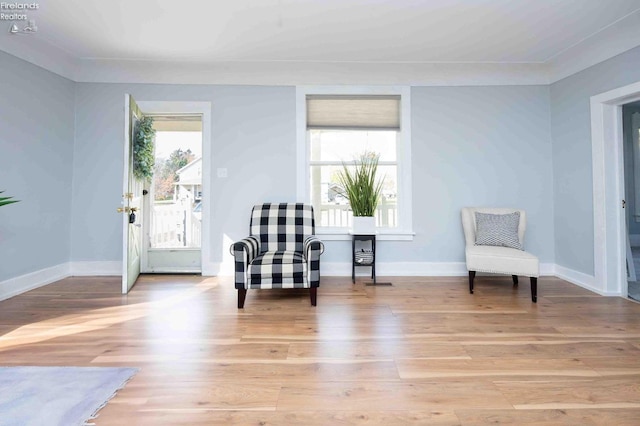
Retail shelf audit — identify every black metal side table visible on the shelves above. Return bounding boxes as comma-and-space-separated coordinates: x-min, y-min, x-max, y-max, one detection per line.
351, 233, 376, 284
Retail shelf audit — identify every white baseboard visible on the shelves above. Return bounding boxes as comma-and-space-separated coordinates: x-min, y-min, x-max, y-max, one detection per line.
0, 263, 71, 302
0, 261, 615, 301
380, 262, 467, 276
630, 234, 640, 247
553, 264, 610, 295
71, 260, 219, 276
319, 261, 556, 277
70, 261, 121, 276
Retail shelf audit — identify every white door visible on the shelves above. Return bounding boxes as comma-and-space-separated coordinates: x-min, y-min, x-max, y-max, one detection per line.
121, 94, 145, 294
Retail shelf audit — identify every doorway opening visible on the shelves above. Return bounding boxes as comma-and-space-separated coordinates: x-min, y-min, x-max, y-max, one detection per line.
623, 102, 640, 302
591, 81, 640, 299
142, 115, 203, 273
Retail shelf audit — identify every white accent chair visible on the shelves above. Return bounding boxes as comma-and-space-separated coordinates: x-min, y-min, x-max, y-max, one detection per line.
461, 207, 540, 302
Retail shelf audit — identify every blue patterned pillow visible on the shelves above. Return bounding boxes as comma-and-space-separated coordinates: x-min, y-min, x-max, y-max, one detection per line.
474, 212, 522, 250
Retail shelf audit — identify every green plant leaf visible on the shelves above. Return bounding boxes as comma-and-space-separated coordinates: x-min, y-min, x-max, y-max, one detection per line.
132, 116, 156, 181
335, 151, 385, 217
0, 191, 19, 207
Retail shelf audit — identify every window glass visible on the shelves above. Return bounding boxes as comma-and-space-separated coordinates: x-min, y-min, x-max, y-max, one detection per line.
309, 129, 398, 228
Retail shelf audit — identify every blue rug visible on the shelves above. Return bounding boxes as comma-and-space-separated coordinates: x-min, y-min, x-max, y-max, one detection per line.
0, 366, 138, 426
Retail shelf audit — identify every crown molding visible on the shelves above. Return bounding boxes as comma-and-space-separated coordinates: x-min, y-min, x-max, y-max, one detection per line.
73, 59, 549, 86
0, 35, 77, 81
548, 9, 640, 83
1, 9, 640, 86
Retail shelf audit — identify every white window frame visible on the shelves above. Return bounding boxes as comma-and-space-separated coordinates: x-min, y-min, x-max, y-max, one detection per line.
296, 86, 413, 241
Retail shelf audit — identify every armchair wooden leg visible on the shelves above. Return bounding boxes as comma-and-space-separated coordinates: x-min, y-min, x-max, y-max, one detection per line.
512, 275, 518, 286
468, 271, 476, 294
530, 277, 537, 303
310, 287, 317, 306
238, 288, 247, 309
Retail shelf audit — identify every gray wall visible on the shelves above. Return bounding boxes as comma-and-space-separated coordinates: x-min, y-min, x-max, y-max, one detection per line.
72, 83, 296, 267
551, 46, 640, 276
409, 86, 554, 263
13, 43, 640, 280
0, 51, 75, 281
71, 83, 555, 267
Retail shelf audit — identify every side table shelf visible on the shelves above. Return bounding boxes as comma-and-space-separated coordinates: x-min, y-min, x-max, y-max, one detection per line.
351, 234, 376, 284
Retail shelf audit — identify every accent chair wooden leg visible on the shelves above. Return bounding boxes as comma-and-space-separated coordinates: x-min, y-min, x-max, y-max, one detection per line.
310, 287, 317, 306
237, 288, 247, 309
468, 271, 476, 294
530, 277, 537, 303
512, 275, 518, 286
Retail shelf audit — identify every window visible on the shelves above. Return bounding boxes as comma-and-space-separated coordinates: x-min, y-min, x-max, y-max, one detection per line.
297, 87, 413, 239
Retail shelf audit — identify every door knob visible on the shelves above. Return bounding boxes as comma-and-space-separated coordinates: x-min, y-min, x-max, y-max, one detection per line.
117, 207, 138, 213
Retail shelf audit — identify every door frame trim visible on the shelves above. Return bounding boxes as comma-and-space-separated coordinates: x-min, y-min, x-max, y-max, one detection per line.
137, 101, 212, 275
591, 81, 640, 296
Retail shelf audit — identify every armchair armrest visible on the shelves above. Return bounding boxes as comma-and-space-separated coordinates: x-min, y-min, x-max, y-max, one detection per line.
230, 236, 261, 289
230, 236, 260, 260
304, 235, 325, 257
304, 236, 324, 288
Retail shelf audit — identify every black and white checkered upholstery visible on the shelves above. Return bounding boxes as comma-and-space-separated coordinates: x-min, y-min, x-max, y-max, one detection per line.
231, 203, 324, 291
250, 203, 315, 253
249, 251, 307, 288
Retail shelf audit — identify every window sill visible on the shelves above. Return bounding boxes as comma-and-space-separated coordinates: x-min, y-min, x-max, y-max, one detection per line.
316, 230, 415, 241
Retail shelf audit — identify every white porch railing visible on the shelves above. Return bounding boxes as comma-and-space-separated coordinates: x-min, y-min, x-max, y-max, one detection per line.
190, 214, 202, 247
151, 203, 201, 248
318, 199, 397, 228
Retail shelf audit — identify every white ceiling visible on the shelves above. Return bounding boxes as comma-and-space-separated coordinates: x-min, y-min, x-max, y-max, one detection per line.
3, 0, 640, 84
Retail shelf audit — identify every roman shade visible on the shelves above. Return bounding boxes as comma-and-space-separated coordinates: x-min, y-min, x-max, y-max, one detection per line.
306, 95, 400, 130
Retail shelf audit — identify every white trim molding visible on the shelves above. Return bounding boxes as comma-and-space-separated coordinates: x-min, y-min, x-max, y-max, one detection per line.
136, 101, 213, 277
553, 265, 618, 296
548, 9, 640, 83
0, 263, 71, 302
318, 262, 558, 278
0, 36, 78, 81
75, 60, 551, 86
0, 261, 612, 301
590, 81, 640, 297
2, 8, 640, 86
295, 85, 413, 239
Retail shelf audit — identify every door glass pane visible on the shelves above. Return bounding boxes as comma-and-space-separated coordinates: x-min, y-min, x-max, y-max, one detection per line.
150, 129, 203, 248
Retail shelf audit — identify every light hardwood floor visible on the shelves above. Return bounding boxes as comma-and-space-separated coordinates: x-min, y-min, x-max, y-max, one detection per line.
0, 275, 639, 425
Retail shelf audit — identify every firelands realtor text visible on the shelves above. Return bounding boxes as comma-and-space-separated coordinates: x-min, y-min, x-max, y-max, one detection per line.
0, 3, 38, 21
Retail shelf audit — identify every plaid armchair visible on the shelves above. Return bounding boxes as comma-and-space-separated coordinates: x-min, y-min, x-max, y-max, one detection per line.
230, 203, 325, 308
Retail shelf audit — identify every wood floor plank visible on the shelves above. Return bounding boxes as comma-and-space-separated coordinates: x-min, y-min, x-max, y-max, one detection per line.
494, 378, 640, 408
95, 409, 462, 425
575, 357, 640, 376
0, 275, 638, 425
462, 340, 640, 358
277, 381, 513, 411
456, 408, 640, 425
110, 382, 282, 411
396, 358, 600, 379
288, 340, 470, 360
